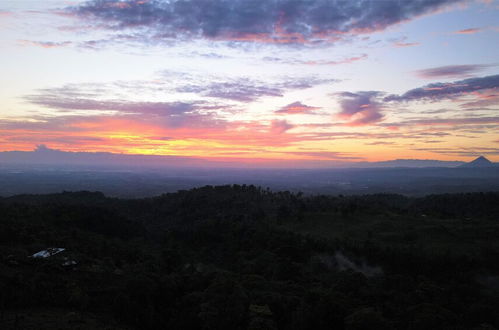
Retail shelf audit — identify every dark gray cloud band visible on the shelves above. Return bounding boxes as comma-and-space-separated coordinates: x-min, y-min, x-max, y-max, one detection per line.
385, 74, 499, 102
71, 0, 461, 44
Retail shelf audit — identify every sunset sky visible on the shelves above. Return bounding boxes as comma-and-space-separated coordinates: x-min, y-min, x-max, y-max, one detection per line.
1, 0, 498, 166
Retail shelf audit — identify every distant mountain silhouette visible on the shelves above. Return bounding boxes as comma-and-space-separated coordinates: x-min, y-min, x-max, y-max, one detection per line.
460, 156, 495, 168
0, 145, 210, 168
352, 159, 464, 168
0, 146, 493, 169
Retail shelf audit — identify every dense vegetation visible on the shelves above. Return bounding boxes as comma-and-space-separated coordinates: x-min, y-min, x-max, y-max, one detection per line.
1, 186, 499, 329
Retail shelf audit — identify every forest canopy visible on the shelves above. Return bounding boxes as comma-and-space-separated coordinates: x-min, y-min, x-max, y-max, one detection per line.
1, 186, 499, 329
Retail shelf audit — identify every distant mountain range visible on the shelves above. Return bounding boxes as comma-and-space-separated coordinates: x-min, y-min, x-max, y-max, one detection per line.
367, 156, 497, 169
0, 145, 208, 168
350, 159, 465, 168
0, 146, 496, 169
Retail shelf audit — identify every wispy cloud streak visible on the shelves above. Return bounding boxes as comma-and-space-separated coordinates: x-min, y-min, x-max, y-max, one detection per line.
264, 54, 368, 66
415, 64, 494, 79
454, 27, 482, 34
18, 40, 73, 48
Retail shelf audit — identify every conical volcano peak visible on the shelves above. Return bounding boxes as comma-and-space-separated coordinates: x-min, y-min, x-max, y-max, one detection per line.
461, 155, 494, 168
472, 155, 491, 163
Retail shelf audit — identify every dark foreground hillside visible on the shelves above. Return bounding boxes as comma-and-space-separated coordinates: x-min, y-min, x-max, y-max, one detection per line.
1, 186, 499, 329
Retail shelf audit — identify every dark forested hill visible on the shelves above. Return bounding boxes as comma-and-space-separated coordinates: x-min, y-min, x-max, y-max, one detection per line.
1, 186, 499, 329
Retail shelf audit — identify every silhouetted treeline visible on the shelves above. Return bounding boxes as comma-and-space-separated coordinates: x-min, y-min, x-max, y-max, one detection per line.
1, 186, 499, 329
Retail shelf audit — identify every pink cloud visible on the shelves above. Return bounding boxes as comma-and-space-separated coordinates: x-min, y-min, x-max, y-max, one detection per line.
390, 36, 420, 48
393, 41, 420, 47
460, 90, 499, 108
454, 27, 481, 34
269, 119, 294, 134
18, 40, 73, 48
276, 101, 320, 114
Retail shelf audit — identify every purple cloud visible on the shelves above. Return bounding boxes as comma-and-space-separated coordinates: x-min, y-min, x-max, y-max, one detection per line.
384, 75, 499, 102
276, 101, 320, 114
336, 91, 384, 125
460, 94, 499, 109
70, 0, 461, 44
24, 89, 229, 129
175, 76, 336, 102
177, 81, 283, 102
415, 64, 494, 79
5, 135, 106, 145
26, 74, 336, 113
26, 92, 198, 115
